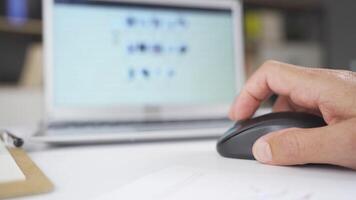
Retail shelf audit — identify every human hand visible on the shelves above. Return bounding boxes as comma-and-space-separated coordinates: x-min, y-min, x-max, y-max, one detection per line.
229, 60, 356, 169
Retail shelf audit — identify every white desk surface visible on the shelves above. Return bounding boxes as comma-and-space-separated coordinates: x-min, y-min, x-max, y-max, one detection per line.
1, 87, 356, 200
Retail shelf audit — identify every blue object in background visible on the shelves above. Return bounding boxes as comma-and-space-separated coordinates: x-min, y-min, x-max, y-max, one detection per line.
6, 0, 28, 25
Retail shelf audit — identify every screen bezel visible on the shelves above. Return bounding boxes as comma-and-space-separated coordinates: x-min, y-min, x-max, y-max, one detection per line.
43, 0, 245, 122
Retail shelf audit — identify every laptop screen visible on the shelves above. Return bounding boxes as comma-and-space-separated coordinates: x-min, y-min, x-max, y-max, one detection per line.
51, 0, 237, 108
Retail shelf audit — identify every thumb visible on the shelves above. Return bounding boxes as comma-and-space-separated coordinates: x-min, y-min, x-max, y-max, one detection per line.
252, 119, 356, 169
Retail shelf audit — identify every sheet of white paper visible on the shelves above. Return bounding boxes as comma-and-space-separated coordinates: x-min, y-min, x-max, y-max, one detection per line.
95, 166, 356, 200
0, 140, 26, 183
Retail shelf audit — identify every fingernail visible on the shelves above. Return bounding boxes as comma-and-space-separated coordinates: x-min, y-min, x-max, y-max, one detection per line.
253, 138, 272, 163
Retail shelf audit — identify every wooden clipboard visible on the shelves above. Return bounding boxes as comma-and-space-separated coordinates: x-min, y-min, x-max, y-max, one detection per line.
0, 148, 54, 199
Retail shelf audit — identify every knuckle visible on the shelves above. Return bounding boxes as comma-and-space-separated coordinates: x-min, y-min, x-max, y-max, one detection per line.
285, 134, 304, 158
259, 60, 284, 78
333, 69, 356, 81
261, 60, 280, 70
272, 129, 306, 164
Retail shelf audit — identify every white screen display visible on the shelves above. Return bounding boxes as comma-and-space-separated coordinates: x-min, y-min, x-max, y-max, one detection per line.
52, 1, 237, 107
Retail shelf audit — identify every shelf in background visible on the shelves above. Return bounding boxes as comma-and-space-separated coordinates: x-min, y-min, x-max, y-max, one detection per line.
244, 0, 322, 11
0, 17, 42, 35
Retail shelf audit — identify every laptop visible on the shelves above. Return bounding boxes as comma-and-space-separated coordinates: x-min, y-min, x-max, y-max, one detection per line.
32, 0, 245, 144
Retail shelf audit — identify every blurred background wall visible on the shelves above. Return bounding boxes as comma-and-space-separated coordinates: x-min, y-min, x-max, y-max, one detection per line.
0, 0, 355, 87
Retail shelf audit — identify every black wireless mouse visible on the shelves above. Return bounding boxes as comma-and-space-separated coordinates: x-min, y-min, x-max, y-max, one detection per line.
217, 112, 327, 160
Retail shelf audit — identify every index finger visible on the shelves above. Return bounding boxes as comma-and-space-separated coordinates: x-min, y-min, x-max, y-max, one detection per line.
229, 60, 326, 121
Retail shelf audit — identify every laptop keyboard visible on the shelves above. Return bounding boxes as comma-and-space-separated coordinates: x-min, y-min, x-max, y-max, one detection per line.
46, 118, 233, 134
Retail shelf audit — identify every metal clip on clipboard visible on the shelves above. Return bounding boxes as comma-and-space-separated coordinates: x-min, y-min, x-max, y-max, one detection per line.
0, 129, 24, 148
